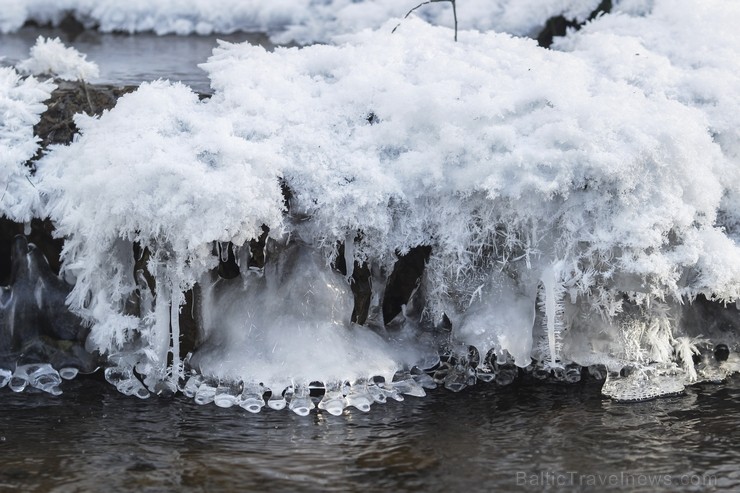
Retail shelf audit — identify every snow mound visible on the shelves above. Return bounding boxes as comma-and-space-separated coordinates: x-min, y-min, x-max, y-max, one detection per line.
0, 67, 54, 222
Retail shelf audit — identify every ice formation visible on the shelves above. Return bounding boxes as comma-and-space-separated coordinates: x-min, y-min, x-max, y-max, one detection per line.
1, 0, 636, 43
17, 36, 100, 81
2, 0, 740, 412
0, 66, 54, 222
0, 234, 97, 394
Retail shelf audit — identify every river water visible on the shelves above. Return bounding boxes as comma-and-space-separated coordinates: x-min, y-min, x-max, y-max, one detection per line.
1, 376, 739, 492
0, 27, 271, 93
1, 27, 739, 493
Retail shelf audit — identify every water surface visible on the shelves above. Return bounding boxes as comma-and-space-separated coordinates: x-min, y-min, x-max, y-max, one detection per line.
0, 27, 273, 93
1, 376, 738, 492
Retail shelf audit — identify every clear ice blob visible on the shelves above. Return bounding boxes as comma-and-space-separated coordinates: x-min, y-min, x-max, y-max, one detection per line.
288, 385, 314, 416
104, 367, 150, 399
0, 368, 11, 388
267, 388, 288, 410
194, 381, 217, 405
59, 367, 79, 380
238, 383, 266, 413
318, 381, 345, 416
345, 380, 373, 412
214, 382, 241, 408
391, 374, 426, 397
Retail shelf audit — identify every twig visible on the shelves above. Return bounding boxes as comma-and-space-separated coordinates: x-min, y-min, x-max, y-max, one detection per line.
392, 0, 458, 42
81, 79, 95, 114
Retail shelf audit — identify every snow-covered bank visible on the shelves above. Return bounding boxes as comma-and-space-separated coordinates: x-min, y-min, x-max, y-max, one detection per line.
1, 0, 641, 44
3, 0, 740, 411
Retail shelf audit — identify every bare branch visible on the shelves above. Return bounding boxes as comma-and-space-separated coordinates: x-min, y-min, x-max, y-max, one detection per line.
392, 0, 458, 42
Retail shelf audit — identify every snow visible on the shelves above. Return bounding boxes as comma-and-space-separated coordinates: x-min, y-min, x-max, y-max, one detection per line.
0, 66, 54, 222
17, 36, 100, 81
38, 80, 284, 356
1, 0, 629, 43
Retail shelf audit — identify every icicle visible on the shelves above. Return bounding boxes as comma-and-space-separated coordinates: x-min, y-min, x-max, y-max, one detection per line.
170, 284, 182, 382
152, 281, 171, 375
23, 221, 31, 235
344, 234, 355, 281
217, 242, 230, 263
540, 263, 564, 367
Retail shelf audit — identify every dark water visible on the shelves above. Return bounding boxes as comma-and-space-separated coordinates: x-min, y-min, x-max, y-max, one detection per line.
1, 376, 739, 493
0, 27, 273, 93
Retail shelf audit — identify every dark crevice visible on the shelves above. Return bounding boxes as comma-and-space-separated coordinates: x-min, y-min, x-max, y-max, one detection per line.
537, 0, 612, 48
0, 218, 64, 286
382, 246, 432, 324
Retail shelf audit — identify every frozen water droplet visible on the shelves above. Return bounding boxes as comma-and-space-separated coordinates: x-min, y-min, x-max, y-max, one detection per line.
494, 353, 518, 386
588, 364, 607, 380
475, 369, 495, 383
443, 366, 468, 392
0, 368, 12, 388
10, 365, 33, 392
105, 367, 150, 399
238, 383, 265, 413
366, 382, 387, 403
59, 368, 79, 380
183, 374, 204, 398
392, 375, 426, 397
318, 381, 346, 416
214, 382, 241, 408
267, 389, 287, 410
412, 371, 437, 390
194, 382, 217, 405
9, 376, 27, 392
29, 364, 62, 394
289, 385, 314, 416
563, 363, 582, 383
379, 382, 404, 401
345, 381, 373, 412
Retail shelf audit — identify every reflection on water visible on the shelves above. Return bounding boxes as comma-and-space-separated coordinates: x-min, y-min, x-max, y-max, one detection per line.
1, 376, 739, 492
0, 27, 273, 93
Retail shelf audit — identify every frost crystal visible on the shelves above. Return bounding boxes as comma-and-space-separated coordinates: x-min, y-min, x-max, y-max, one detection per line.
18, 36, 100, 81
0, 67, 54, 222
